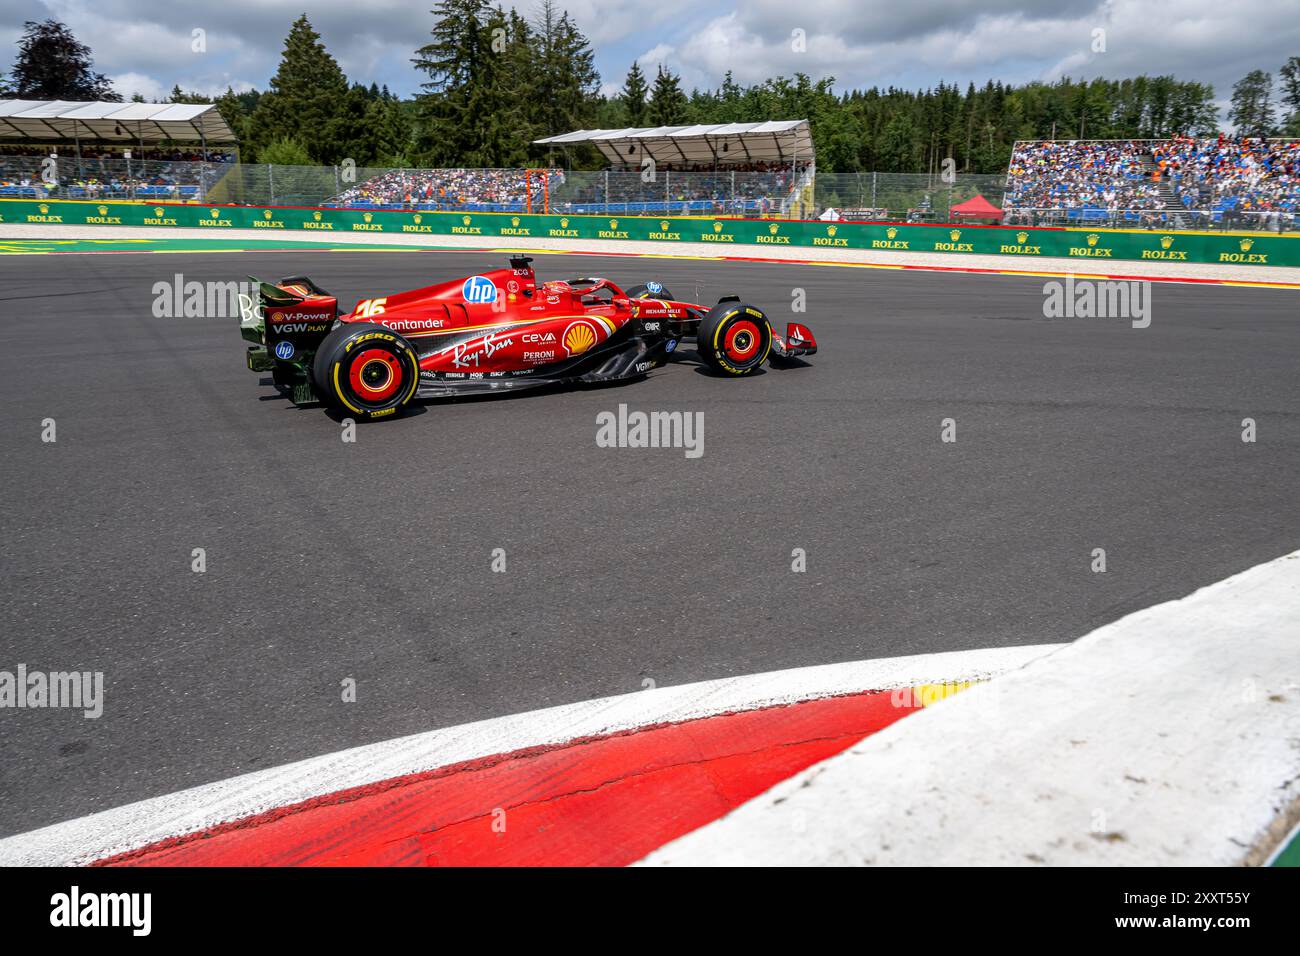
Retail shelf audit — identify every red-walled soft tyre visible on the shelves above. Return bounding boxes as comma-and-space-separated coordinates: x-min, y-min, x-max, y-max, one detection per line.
312, 322, 420, 420
696, 302, 772, 376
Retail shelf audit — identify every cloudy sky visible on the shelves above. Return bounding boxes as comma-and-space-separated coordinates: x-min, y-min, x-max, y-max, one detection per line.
1, 0, 1297, 114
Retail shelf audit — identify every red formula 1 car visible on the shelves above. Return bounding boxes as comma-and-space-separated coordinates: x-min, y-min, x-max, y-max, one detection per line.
237, 256, 817, 419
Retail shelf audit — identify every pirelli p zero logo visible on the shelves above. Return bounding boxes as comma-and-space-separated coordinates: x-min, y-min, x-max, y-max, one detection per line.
343, 331, 398, 352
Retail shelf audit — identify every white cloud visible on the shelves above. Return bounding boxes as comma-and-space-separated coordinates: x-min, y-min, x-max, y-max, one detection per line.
2, 0, 1297, 108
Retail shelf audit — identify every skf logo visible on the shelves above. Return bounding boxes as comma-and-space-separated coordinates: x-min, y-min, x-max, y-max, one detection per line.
949, 229, 961, 241
1240, 238, 1254, 252
713, 221, 723, 233
363, 212, 373, 222
609, 219, 618, 229
413, 214, 422, 224
1086, 233, 1099, 247
562, 320, 598, 356
462, 215, 472, 226
560, 217, 569, 228
97, 205, 108, 215
769, 223, 779, 234
827, 225, 837, 237
511, 216, 520, 227
155, 207, 165, 217
886, 227, 898, 239
264, 209, 273, 220
1159, 235, 1174, 249
1016, 231, 1029, 243
210, 208, 220, 218
313, 210, 322, 221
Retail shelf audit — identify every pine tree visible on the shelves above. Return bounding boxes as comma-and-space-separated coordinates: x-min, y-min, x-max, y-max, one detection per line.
11, 20, 120, 100
413, 0, 493, 165
247, 16, 351, 164
621, 62, 649, 126
648, 65, 689, 127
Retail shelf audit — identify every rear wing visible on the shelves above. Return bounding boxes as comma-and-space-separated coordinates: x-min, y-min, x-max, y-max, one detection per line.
239, 276, 339, 409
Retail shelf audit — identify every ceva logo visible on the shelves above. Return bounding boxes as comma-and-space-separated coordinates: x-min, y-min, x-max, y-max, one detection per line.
462, 275, 497, 304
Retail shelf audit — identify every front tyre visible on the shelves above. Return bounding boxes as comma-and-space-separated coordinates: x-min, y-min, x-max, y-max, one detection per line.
312, 323, 420, 420
696, 302, 772, 376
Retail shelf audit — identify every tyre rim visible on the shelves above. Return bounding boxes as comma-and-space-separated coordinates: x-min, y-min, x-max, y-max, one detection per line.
723, 319, 761, 363
349, 349, 401, 401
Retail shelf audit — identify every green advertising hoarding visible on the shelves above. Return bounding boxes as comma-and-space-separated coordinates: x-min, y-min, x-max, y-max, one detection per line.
1, 199, 1294, 268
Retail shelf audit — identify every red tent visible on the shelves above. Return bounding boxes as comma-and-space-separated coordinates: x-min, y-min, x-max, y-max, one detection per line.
949, 194, 1003, 220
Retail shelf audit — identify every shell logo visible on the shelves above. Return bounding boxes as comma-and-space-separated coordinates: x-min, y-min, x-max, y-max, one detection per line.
313, 210, 322, 221
263, 209, 273, 220
827, 225, 837, 237
886, 227, 898, 239
363, 212, 373, 222
949, 229, 961, 241
1159, 235, 1174, 249
413, 214, 422, 224
560, 217, 569, 228
97, 205, 108, 215
1240, 238, 1254, 252
1086, 233, 1100, 247
661, 220, 670, 230
210, 208, 220, 218
462, 215, 472, 225
1016, 231, 1029, 243
609, 219, 618, 229
155, 207, 165, 217
562, 320, 599, 356
713, 221, 723, 233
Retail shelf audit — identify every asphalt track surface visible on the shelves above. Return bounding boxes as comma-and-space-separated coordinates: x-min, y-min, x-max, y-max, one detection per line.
1, 248, 1297, 836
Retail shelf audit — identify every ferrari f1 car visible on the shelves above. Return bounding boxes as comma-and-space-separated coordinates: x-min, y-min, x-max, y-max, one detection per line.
237, 256, 817, 419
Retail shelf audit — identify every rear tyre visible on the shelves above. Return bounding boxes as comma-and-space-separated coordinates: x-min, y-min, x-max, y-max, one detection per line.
312, 322, 420, 420
696, 302, 772, 376
626, 282, 676, 301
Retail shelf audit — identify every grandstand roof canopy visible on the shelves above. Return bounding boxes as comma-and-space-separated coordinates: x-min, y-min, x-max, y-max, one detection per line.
533, 120, 813, 166
0, 99, 237, 143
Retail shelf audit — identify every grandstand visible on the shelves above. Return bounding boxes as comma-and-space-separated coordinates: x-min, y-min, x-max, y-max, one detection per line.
0, 99, 238, 202
328, 122, 818, 217
1004, 136, 1298, 231
1, 101, 1294, 232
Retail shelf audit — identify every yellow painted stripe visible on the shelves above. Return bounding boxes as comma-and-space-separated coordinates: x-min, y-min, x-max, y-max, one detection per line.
913, 681, 979, 707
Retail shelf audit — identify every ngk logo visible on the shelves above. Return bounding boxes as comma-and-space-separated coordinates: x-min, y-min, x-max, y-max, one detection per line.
523, 332, 557, 343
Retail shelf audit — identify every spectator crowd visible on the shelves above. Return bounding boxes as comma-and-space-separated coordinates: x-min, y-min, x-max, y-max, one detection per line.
1005, 136, 1298, 229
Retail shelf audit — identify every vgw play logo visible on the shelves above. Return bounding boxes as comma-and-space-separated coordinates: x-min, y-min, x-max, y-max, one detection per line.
462, 275, 497, 304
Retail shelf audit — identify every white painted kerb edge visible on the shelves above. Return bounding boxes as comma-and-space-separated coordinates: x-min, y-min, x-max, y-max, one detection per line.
639, 551, 1300, 866
0, 643, 1058, 866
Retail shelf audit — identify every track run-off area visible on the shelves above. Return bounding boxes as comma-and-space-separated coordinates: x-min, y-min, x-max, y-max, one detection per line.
0, 241, 1297, 841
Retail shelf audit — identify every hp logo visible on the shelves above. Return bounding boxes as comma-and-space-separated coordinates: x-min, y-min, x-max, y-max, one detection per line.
274, 341, 295, 360
462, 275, 497, 304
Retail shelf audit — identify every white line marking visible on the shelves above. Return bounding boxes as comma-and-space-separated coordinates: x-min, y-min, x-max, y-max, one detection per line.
639, 551, 1300, 866
0, 644, 1059, 866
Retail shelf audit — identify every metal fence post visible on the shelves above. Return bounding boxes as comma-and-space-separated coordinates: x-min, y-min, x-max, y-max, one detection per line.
872, 171, 877, 210
604, 169, 610, 215
268, 164, 274, 205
